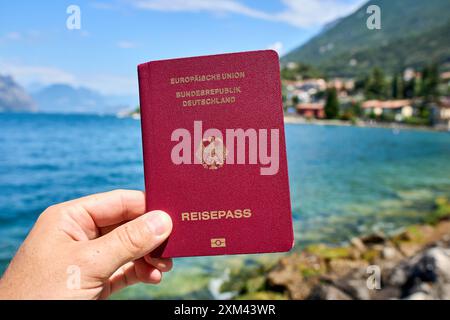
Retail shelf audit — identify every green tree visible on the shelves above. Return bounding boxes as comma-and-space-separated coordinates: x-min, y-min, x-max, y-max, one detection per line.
324, 88, 339, 119
365, 67, 387, 99
313, 90, 326, 100
282, 94, 288, 111
421, 63, 440, 101
391, 73, 403, 99
354, 75, 368, 92
351, 101, 362, 117
416, 63, 440, 119
292, 95, 300, 106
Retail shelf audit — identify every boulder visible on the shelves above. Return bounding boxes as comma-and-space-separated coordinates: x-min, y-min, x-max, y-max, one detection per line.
327, 259, 369, 278
308, 284, 352, 300
350, 237, 366, 252
400, 246, 450, 299
266, 263, 307, 299
333, 275, 371, 300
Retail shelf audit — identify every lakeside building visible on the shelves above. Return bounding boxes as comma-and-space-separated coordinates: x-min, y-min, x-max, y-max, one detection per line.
327, 78, 355, 92
440, 71, 450, 83
432, 97, 450, 130
283, 79, 327, 96
362, 99, 413, 120
296, 102, 325, 119
283, 78, 355, 106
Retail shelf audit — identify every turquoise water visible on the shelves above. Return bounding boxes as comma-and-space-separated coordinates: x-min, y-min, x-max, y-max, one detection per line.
0, 113, 449, 298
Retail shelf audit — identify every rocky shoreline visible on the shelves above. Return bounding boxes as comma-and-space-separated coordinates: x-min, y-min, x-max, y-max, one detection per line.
221, 197, 450, 300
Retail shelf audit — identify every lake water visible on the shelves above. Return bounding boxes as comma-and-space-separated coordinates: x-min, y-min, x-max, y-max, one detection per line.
0, 113, 449, 298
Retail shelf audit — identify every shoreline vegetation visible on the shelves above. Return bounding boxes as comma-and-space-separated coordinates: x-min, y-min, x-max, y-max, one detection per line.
283, 114, 449, 132
219, 197, 450, 300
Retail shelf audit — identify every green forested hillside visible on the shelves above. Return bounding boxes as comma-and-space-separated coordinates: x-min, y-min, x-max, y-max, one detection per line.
282, 0, 450, 76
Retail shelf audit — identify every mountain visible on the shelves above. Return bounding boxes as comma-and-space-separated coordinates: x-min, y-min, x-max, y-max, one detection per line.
282, 0, 450, 77
0, 74, 36, 112
32, 84, 136, 114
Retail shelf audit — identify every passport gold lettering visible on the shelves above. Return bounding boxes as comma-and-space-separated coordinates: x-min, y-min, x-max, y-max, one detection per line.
182, 96, 235, 107
176, 86, 241, 107
170, 72, 245, 84
181, 209, 252, 221
172, 73, 245, 106
176, 87, 241, 98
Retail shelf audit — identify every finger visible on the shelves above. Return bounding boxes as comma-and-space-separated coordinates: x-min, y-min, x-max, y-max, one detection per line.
99, 222, 122, 236
70, 189, 147, 228
144, 255, 173, 272
135, 258, 163, 284
108, 262, 140, 296
108, 260, 162, 295
88, 210, 172, 277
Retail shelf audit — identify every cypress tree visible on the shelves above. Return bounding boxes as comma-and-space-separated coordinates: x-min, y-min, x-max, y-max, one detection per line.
324, 88, 339, 119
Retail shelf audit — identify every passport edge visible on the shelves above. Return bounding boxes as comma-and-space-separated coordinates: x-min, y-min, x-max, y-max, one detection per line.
137, 49, 279, 67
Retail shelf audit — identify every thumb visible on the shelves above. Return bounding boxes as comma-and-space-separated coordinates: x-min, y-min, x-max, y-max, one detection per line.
89, 210, 172, 278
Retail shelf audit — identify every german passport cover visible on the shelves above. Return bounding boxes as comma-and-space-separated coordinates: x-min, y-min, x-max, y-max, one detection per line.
138, 50, 294, 258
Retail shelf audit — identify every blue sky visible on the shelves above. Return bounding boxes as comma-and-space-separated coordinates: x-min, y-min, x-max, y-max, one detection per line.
0, 0, 365, 96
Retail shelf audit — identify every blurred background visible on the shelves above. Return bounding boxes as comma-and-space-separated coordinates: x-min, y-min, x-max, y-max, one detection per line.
1, 0, 449, 300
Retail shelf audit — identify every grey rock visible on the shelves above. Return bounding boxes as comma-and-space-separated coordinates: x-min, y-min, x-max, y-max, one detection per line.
346, 279, 371, 300
350, 237, 366, 252
333, 274, 371, 300
426, 248, 450, 282
400, 247, 450, 299
309, 284, 352, 300
387, 265, 408, 286
382, 247, 399, 260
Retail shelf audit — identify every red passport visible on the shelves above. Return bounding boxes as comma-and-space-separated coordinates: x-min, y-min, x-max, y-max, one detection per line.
138, 50, 294, 258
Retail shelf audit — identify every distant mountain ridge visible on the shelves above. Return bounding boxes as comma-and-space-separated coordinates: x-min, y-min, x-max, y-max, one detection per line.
282, 0, 450, 76
0, 74, 36, 112
0, 74, 137, 114
32, 84, 136, 114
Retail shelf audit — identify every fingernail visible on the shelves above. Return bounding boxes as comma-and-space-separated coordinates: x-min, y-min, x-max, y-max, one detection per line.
146, 211, 171, 236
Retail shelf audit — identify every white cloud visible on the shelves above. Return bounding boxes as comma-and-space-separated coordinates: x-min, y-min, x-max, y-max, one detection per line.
80, 74, 137, 96
267, 41, 283, 55
0, 60, 137, 96
273, 0, 365, 28
131, 0, 270, 19
0, 61, 77, 86
117, 40, 137, 49
128, 0, 366, 28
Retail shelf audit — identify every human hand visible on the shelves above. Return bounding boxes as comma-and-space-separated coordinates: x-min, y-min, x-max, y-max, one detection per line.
0, 189, 173, 299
